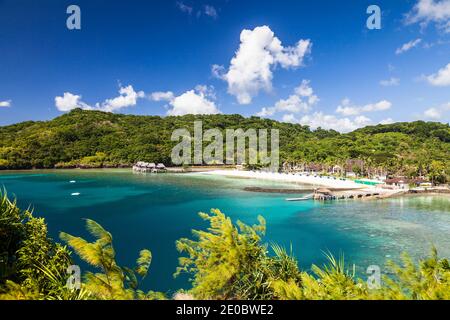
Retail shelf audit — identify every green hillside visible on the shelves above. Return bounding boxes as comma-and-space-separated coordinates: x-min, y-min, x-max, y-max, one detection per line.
0, 109, 449, 180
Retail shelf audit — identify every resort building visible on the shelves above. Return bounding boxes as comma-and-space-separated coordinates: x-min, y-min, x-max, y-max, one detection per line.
133, 162, 166, 173
384, 177, 428, 190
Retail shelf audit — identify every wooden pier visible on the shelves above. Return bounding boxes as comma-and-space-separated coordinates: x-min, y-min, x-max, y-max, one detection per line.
286, 187, 382, 202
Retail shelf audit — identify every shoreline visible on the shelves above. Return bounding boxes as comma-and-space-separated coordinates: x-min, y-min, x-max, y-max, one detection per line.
1, 168, 449, 201
0, 165, 234, 173
243, 186, 450, 201
197, 170, 450, 201
199, 169, 365, 189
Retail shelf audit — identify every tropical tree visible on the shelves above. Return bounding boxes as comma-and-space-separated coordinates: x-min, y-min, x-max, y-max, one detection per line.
60, 219, 164, 300
427, 160, 446, 185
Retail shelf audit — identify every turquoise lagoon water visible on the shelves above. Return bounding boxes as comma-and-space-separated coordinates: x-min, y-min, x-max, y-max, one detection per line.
1, 169, 449, 293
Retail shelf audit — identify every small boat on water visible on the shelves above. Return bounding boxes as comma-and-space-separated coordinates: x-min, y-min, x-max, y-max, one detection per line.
286, 194, 314, 201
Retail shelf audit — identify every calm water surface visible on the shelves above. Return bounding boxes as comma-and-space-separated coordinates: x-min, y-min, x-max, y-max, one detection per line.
1, 169, 449, 293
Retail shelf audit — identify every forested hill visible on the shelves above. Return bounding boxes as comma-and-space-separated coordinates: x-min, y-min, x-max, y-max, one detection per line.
0, 109, 449, 177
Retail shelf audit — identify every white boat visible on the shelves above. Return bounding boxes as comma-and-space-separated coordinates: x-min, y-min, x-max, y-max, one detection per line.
286, 194, 313, 201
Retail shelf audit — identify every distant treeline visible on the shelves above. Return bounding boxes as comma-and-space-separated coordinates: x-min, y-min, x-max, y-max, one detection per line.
0, 109, 449, 181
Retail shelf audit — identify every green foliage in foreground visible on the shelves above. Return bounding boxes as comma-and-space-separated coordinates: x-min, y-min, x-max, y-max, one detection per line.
0, 109, 449, 180
177, 209, 450, 300
175, 209, 302, 299
0, 191, 82, 300
60, 219, 164, 300
1, 192, 449, 300
0, 192, 163, 300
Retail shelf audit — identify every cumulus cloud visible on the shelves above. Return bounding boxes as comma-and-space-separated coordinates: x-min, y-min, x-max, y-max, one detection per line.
426, 63, 450, 86
0, 100, 11, 107
150, 85, 220, 116
55, 85, 144, 112
423, 102, 450, 119
406, 0, 450, 32
95, 85, 145, 112
213, 25, 312, 104
380, 77, 400, 86
336, 99, 392, 116
297, 112, 372, 133
55, 93, 92, 112
280, 96, 395, 132
395, 38, 422, 54
256, 80, 318, 117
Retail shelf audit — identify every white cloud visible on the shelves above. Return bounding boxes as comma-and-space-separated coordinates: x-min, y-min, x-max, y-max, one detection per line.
279, 96, 394, 132
336, 98, 392, 116
273, 95, 308, 113
282, 114, 298, 124
95, 85, 144, 112
298, 112, 372, 133
176, 1, 193, 15
194, 84, 216, 99
379, 118, 394, 125
55, 85, 144, 112
424, 107, 442, 119
151, 85, 220, 116
211, 64, 225, 79
256, 80, 319, 117
256, 107, 276, 117
395, 38, 422, 54
0, 100, 11, 107
380, 77, 400, 86
423, 102, 450, 119
336, 99, 392, 116
213, 25, 312, 104
55, 93, 92, 112
150, 91, 175, 101
426, 63, 450, 86
406, 0, 450, 32
168, 91, 219, 116
204, 5, 218, 18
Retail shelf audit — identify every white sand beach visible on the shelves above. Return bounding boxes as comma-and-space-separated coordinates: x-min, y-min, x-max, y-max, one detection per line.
199, 170, 365, 190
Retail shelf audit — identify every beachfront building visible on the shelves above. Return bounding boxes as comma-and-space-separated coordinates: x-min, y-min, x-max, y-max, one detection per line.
156, 163, 167, 171
384, 177, 428, 190
331, 165, 344, 175
281, 159, 392, 182
133, 162, 166, 173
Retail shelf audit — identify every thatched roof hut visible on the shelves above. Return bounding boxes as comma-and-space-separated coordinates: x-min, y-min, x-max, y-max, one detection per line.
156, 163, 166, 169
315, 188, 333, 195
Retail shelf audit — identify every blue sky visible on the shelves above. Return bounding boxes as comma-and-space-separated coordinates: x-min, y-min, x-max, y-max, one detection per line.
0, 0, 449, 131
